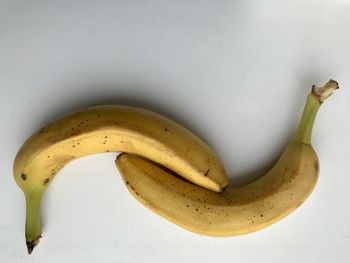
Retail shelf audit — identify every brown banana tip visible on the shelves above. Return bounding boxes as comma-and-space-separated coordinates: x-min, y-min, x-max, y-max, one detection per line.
26, 235, 42, 255
312, 79, 339, 102
329, 79, 339, 88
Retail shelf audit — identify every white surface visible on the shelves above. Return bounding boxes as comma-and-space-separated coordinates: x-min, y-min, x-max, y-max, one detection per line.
1, 0, 350, 262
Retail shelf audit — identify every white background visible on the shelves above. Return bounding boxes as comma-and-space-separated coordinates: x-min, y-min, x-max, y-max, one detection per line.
1, 0, 350, 262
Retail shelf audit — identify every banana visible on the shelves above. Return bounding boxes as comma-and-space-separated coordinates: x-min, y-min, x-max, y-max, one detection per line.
14, 106, 228, 253
116, 80, 339, 237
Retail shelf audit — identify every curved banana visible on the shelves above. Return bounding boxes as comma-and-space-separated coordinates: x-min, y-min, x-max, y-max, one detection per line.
116, 80, 338, 237
14, 106, 228, 253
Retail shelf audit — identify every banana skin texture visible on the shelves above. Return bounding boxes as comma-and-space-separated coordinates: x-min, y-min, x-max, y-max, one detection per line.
116, 80, 339, 237
13, 106, 228, 253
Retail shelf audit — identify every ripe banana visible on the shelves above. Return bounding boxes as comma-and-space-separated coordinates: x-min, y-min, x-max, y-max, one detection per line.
14, 106, 228, 253
116, 80, 339, 237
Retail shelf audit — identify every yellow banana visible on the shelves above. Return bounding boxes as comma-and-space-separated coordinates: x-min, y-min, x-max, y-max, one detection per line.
14, 106, 228, 253
116, 80, 338, 237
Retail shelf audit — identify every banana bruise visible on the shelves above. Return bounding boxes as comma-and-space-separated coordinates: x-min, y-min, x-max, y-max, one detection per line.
14, 105, 228, 253
116, 80, 338, 237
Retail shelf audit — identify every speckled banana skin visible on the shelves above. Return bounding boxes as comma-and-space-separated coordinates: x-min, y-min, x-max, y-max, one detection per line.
14, 105, 228, 253
116, 80, 338, 237
117, 143, 318, 236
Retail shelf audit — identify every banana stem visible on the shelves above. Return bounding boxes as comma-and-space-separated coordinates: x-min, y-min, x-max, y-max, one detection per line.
292, 94, 320, 144
292, 79, 339, 144
25, 191, 43, 254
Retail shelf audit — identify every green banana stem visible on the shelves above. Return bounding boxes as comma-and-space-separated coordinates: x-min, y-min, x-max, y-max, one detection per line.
292, 93, 321, 144
292, 79, 338, 145
25, 191, 43, 254
21, 79, 338, 255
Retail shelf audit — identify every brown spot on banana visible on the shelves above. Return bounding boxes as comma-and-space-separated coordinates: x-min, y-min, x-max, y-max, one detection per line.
314, 160, 319, 171
15, 80, 338, 253
43, 178, 50, 185
116, 79, 338, 236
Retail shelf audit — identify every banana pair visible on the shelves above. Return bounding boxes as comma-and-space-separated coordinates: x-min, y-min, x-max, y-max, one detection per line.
13, 80, 339, 254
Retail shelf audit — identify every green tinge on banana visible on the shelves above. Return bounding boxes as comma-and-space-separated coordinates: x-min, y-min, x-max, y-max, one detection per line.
14, 106, 228, 254
116, 80, 339, 237
14, 79, 338, 254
